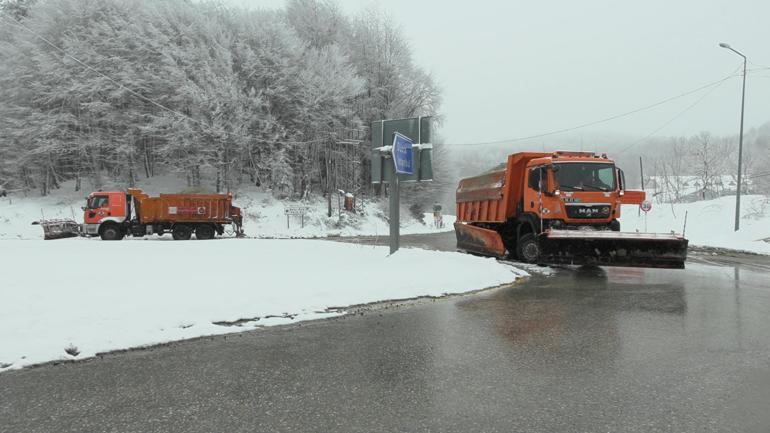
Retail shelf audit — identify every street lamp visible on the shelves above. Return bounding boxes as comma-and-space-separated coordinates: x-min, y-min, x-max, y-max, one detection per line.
719, 42, 747, 231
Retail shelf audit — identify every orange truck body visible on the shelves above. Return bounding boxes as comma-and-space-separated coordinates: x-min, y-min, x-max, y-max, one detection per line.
127, 189, 240, 225
82, 188, 243, 240
455, 151, 688, 268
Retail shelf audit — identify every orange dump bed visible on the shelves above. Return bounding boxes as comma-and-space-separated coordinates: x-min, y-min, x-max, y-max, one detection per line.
128, 189, 240, 225
456, 152, 548, 223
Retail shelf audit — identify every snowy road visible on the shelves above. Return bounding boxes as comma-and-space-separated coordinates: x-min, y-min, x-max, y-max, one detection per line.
2, 233, 770, 432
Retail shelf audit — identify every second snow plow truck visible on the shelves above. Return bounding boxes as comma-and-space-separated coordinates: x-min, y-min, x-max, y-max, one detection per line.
82, 188, 244, 240
454, 151, 688, 269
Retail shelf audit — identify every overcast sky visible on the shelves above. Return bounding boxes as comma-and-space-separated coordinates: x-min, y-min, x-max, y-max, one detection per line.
228, 0, 769, 146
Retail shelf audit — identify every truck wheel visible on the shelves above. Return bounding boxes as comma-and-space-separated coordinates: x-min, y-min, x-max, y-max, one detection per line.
99, 224, 123, 241
195, 225, 215, 240
516, 233, 540, 263
172, 225, 192, 240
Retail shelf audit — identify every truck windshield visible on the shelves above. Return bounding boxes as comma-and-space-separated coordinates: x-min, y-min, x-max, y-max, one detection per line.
553, 163, 616, 192
88, 196, 109, 209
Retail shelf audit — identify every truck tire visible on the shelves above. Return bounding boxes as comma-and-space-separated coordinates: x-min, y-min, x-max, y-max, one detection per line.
99, 224, 123, 241
172, 224, 193, 241
195, 224, 215, 240
516, 233, 540, 263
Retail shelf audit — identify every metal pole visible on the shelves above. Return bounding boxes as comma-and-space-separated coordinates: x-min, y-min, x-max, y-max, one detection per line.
735, 56, 747, 231
720, 43, 747, 231
417, 116, 422, 144
389, 164, 400, 254
683, 210, 688, 237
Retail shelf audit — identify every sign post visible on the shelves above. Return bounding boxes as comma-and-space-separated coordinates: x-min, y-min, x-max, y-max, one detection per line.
284, 205, 310, 229
640, 200, 652, 232
371, 117, 432, 254
388, 133, 414, 253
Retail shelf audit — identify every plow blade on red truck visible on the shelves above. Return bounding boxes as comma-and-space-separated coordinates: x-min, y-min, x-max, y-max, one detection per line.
538, 230, 688, 269
32, 219, 81, 240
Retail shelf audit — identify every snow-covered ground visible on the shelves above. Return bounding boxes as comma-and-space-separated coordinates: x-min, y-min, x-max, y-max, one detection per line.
236, 189, 455, 238
0, 176, 454, 240
622, 194, 770, 254
0, 239, 525, 371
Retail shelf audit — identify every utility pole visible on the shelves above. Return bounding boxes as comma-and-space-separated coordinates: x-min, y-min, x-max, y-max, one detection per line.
719, 42, 747, 231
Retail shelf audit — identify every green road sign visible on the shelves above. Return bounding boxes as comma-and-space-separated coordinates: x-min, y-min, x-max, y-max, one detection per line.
371, 116, 433, 184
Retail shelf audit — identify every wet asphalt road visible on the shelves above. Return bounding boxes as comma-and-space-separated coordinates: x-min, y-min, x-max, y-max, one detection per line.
2, 233, 770, 432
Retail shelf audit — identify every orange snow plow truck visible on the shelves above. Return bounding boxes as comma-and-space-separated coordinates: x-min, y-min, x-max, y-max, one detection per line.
82, 188, 244, 240
454, 151, 688, 269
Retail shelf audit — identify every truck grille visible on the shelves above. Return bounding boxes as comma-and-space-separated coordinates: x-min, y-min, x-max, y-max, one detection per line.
565, 204, 611, 219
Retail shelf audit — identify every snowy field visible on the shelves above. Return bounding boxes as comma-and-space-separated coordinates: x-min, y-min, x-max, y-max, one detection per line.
0, 239, 525, 371
622, 194, 770, 254
0, 176, 454, 240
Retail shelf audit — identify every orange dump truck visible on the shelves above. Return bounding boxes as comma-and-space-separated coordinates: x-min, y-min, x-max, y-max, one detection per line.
82, 188, 244, 240
455, 151, 688, 268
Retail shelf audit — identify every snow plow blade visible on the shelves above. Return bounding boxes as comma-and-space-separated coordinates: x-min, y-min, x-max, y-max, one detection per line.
538, 230, 688, 269
454, 222, 506, 257
32, 219, 81, 240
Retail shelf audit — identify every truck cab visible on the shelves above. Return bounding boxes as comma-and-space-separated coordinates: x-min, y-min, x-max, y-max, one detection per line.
82, 191, 130, 238
521, 151, 639, 231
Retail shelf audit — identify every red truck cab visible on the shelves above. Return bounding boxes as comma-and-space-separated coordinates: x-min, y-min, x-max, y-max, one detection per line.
82, 191, 130, 237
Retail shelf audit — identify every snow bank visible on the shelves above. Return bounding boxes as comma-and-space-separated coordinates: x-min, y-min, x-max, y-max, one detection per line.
0, 239, 524, 371
621, 195, 770, 254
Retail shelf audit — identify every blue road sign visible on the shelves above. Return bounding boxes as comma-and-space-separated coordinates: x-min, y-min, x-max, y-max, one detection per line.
392, 132, 414, 175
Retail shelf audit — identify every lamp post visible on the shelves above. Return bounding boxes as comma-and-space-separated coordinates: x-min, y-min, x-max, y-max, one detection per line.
719, 42, 747, 231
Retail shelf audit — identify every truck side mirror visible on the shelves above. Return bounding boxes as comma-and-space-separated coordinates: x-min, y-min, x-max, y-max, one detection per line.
617, 168, 626, 193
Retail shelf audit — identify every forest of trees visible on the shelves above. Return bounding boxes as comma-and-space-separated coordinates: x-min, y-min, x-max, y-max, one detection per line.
0, 0, 441, 197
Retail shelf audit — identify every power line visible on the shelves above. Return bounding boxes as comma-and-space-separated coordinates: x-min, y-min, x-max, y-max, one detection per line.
446, 72, 740, 147
616, 66, 740, 155
747, 172, 770, 180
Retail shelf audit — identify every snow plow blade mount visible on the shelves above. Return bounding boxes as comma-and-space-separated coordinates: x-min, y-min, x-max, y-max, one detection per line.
539, 230, 688, 269
454, 222, 506, 257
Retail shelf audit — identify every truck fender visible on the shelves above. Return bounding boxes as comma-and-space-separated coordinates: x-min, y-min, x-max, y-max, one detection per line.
98, 216, 127, 225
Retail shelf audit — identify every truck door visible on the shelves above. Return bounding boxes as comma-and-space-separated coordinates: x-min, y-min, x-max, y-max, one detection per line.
84, 195, 110, 224
524, 167, 544, 212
